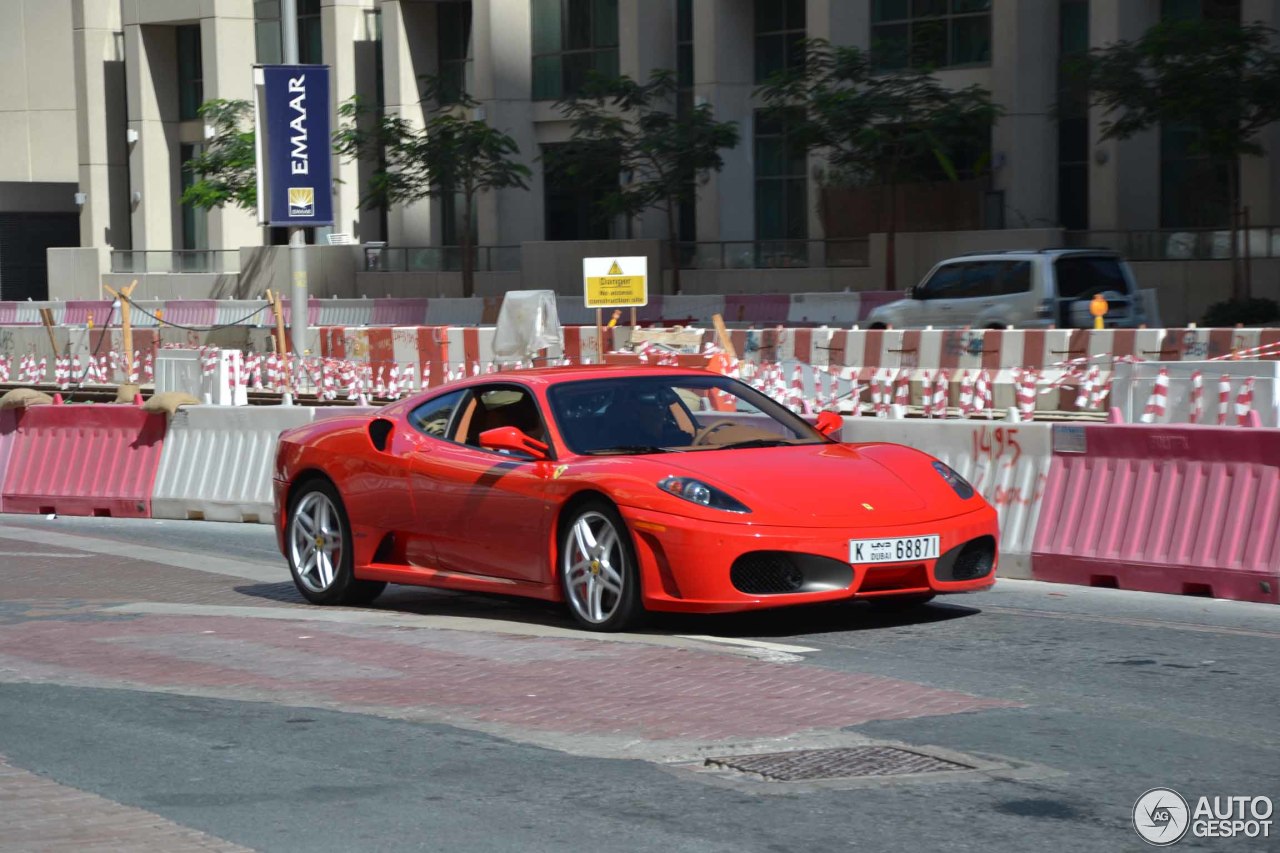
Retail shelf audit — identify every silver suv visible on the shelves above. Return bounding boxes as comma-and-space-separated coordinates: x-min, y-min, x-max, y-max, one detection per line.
866, 249, 1147, 330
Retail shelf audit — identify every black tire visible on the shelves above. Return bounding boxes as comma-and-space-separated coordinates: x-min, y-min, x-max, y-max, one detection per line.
866, 593, 936, 612
869, 322, 888, 330
286, 479, 386, 606
559, 499, 644, 632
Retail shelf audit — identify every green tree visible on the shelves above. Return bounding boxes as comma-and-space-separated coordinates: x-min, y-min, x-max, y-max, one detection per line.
1081, 19, 1280, 301
757, 39, 1002, 290
335, 78, 532, 299
179, 99, 257, 212
551, 70, 741, 295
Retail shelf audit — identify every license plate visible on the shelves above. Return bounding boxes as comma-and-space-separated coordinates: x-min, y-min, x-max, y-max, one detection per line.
849, 535, 940, 564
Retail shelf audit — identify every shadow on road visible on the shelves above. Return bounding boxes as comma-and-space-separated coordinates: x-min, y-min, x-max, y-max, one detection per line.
232, 580, 983, 641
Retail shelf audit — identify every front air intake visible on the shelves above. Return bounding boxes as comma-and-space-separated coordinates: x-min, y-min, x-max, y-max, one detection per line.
934, 535, 997, 582
731, 553, 805, 594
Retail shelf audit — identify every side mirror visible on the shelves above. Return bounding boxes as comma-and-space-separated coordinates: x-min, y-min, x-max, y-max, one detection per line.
908, 286, 920, 300
479, 426, 550, 460
815, 410, 843, 438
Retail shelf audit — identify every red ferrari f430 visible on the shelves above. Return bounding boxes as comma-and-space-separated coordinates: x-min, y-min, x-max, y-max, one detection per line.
274, 366, 998, 631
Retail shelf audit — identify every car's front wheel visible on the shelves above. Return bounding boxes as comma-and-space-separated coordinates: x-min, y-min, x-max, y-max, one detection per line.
560, 501, 643, 631
287, 479, 386, 606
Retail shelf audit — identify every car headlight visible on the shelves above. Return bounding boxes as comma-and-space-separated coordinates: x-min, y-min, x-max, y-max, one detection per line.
658, 477, 751, 513
932, 461, 976, 500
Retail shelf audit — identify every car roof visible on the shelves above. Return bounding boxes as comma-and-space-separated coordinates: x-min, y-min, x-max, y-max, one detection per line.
945, 248, 1121, 259
444, 364, 719, 388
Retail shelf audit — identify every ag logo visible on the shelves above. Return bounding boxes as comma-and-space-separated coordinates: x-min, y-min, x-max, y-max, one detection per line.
288, 187, 315, 217
1134, 788, 1190, 846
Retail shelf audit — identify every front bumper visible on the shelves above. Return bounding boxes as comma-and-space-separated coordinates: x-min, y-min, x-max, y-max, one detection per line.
619, 504, 998, 613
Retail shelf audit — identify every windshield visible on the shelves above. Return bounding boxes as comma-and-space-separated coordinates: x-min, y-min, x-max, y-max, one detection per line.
547, 374, 828, 456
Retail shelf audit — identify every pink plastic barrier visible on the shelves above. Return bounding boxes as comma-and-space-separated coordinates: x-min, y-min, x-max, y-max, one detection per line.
1032, 423, 1280, 603
0, 303, 17, 324
372, 298, 428, 326
0, 409, 17, 512
2, 405, 167, 518
162, 300, 217, 327
62, 300, 114, 327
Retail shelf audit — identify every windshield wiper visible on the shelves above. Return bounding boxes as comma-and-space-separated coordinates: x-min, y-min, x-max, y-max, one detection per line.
711, 438, 800, 450
584, 445, 671, 455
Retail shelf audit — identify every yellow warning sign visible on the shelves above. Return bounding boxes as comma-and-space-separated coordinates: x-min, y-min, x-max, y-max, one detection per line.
583, 256, 648, 308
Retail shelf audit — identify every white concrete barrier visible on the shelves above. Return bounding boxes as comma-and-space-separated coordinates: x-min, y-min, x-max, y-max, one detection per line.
151, 405, 316, 523
841, 419, 1052, 579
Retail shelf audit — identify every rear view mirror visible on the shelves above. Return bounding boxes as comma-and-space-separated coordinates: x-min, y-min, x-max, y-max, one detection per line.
479, 426, 550, 460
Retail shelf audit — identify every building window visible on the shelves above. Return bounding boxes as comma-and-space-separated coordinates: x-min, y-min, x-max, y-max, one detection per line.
532, 0, 619, 100
438, 2, 473, 103
254, 0, 283, 64
754, 108, 807, 246
1158, 0, 1240, 227
180, 143, 208, 251
677, 0, 695, 243
542, 143, 616, 240
871, 0, 992, 71
1162, 0, 1240, 21
1057, 0, 1089, 230
754, 0, 805, 84
298, 0, 322, 64
177, 25, 203, 121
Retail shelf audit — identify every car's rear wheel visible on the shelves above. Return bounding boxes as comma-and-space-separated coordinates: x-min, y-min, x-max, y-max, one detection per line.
560, 501, 643, 632
287, 480, 386, 606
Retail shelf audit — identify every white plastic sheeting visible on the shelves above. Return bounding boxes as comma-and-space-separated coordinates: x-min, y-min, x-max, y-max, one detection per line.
493, 290, 562, 362
1111, 360, 1280, 426
156, 349, 248, 406
840, 419, 1053, 579
151, 405, 316, 523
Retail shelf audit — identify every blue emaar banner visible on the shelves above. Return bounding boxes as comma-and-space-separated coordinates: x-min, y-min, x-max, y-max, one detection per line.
255, 64, 333, 227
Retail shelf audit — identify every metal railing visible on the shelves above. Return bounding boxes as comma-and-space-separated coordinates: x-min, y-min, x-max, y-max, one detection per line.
1064, 228, 1280, 261
110, 250, 241, 274
677, 238, 871, 270
365, 245, 522, 273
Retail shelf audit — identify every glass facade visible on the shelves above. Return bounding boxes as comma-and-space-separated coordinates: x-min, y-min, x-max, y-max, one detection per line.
531, 0, 619, 100
176, 25, 202, 121
871, 0, 992, 71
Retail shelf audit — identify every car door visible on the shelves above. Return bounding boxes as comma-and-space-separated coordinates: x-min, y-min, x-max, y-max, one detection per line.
393, 387, 471, 571
928, 261, 1000, 326
408, 383, 558, 584
912, 263, 967, 326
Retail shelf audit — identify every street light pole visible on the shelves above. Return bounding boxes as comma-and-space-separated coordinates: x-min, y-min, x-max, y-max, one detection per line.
281, 0, 308, 379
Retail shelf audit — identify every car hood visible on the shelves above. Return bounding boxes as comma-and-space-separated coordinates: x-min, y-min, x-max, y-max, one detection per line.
649, 442, 948, 524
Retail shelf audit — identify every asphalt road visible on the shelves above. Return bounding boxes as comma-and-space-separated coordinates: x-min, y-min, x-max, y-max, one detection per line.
0, 514, 1277, 852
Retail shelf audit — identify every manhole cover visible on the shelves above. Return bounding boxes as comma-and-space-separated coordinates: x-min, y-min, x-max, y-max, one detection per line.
702, 746, 974, 782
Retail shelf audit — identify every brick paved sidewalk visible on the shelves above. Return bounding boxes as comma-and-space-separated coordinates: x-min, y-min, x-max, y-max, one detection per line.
0, 755, 251, 853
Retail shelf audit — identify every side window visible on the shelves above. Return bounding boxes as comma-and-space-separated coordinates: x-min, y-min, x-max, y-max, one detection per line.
917, 264, 964, 299
409, 389, 467, 438
960, 261, 1000, 299
456, 385, 548, 452
997, 261, 1032, 295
